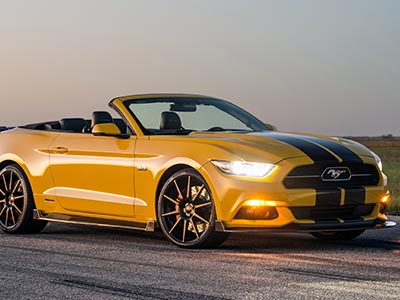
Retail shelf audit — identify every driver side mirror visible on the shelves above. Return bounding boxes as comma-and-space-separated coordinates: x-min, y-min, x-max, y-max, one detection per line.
264, 123, 277, 131
92, 123, 129, 139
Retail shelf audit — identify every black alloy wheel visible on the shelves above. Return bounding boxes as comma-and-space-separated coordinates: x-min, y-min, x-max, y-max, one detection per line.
157, 169, 229, 248
0, 164, 47, 233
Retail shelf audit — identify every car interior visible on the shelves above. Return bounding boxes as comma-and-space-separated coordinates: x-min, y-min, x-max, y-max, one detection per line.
21, 111, 129, 134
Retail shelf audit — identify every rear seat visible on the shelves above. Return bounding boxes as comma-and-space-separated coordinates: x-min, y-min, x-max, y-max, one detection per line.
44, 122, 61, 130
60, 118, 88, 133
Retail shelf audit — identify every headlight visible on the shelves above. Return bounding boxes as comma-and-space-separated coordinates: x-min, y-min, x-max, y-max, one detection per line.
371, 151, 383, 171
211, 160, 276, 178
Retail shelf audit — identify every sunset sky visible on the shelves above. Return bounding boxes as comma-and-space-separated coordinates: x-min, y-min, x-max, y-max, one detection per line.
1, 0, 399, 136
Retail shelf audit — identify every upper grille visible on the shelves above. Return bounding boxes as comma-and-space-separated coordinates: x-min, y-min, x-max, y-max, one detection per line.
283, 163, 380, 189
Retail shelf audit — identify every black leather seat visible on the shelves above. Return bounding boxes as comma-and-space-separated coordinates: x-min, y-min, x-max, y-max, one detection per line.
160, 112, 182, 130
114, 119, 127, 134
60, 118, 87, 132
44, 122, 61, 131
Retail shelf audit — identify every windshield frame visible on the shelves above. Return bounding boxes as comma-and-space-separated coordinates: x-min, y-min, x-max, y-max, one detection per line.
123, 97, 270, 135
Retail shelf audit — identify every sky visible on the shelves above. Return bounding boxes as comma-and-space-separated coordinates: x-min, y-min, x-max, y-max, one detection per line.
0, 0, 399, 136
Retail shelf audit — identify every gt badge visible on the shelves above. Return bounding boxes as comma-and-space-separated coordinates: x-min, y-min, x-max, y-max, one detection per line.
321, 167, 351, 181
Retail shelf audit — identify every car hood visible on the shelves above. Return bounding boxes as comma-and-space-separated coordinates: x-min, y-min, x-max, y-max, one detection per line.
189, 131, 374, 164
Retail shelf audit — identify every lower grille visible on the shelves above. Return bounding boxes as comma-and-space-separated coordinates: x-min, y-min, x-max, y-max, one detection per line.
290, 204, 375, 220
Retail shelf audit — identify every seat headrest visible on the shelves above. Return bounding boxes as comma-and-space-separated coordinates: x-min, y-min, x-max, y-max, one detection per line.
114, 119, 127, 134
160, 111, 182, 130
92, 111, 114, 126
60, 118, 87, 132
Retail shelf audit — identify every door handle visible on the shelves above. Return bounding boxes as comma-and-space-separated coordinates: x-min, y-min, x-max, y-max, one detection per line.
52, 146, 68, 154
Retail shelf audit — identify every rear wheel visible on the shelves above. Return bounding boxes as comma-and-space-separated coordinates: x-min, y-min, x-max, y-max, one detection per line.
0, 164, 47, 234
311, 230, 365, 241
157, 169, 229, 248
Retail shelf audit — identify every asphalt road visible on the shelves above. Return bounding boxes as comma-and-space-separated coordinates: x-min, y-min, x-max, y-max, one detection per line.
1, 217, 399, 300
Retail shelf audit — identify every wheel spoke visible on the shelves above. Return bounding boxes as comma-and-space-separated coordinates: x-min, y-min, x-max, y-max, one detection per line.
168, 217, 182, 234
0, 188, 5, 196
190, 219, 200, 239
194, 202, 211, 209
5, 208, 9, 226
13, 195, 25, 201
182, 220, 187, 242
0, 206, 6, 218
0, 199, 5, 204
9, 172, 13, 191
186, 176, 191, 198
192, 185, 205, 202
174, 180, 183, 200
10, 208, 16, 226
161, 210, 180, 217
2, 174, 7, 192
12, 204, 23, 215
12, 179, 21, 194
163, 194, 179, 205
193, 213, 210, 225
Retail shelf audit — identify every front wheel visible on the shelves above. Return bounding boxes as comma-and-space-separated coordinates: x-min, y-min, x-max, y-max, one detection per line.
157, 169, 229, 248
311, 230, 365, 241
0, 164, 47, 234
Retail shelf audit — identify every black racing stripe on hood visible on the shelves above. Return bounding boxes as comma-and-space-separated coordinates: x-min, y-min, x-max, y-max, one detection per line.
315, 188, 341, 207
299, 136, 363, 163
343, 188, 366, 206
265, 133, 338, 163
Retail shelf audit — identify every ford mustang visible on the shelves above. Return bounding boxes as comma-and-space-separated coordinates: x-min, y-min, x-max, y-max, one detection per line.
0, 94, 396, 247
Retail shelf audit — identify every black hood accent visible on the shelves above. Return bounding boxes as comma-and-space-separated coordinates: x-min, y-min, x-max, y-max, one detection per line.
263, 133, 362, 163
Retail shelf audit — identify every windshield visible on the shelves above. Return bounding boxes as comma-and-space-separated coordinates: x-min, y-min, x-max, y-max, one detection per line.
124, 97, 269, 135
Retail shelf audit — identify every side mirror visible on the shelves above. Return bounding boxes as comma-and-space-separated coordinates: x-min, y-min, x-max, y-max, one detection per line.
264, 123, 277, 131
92, 123, 129, 139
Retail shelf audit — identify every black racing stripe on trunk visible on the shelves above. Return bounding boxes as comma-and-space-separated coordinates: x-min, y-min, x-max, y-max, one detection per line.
315, 188, 341, 207
299, 136, 363, 163
344, 188, 366, 205
265, 133, 338, 163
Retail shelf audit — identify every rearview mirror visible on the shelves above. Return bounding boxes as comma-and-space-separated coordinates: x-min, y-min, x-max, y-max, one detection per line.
92, 123, 129, 138
170, 103, 197, 112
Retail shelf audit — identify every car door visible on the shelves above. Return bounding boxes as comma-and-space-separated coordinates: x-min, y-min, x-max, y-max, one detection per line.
48, 132, 136, 218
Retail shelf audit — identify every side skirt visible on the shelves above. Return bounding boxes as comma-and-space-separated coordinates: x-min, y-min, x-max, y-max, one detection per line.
33, 209, 156, 232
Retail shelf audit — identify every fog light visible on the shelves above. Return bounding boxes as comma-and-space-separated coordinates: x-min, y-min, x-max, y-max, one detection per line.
381, 194, 390, 203
243, 200, 277, 207
234, 206, 278, 220
380, 192, 390, 213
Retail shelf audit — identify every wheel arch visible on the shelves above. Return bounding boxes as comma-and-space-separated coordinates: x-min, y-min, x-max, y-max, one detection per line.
0, 157, 37, 201
155, 162, 223, 220
155, 164, 196, 206
0, 157, 32, 180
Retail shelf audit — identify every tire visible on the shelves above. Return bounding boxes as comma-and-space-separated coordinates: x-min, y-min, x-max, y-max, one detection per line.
157, 168, 229, 248
0, 164, 47, 234
311, 230, 365, 241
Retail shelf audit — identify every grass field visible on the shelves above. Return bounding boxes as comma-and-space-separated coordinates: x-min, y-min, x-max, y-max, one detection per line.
351, 138, 400, 215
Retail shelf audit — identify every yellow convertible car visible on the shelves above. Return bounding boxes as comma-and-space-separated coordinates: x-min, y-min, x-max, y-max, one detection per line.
0, 94, 395, 247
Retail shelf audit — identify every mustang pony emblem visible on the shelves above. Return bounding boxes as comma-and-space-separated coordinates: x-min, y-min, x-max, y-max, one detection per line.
321, 167, 351, 181
327, 169, 346, 179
